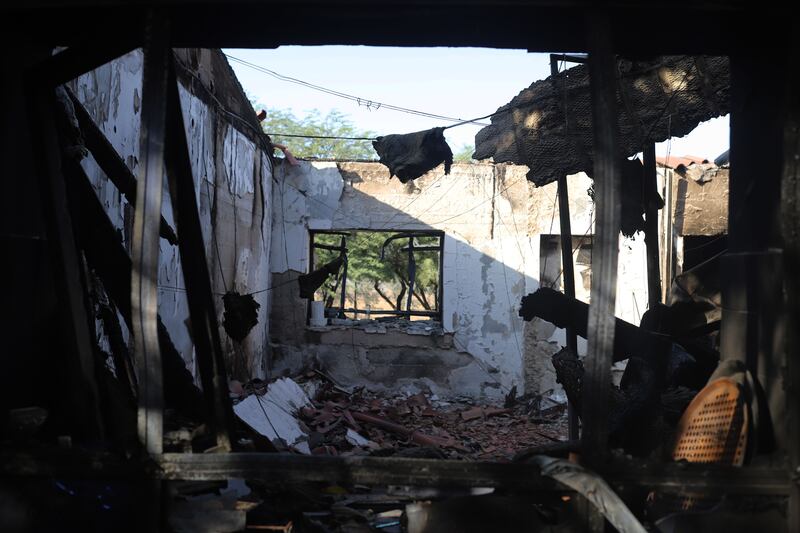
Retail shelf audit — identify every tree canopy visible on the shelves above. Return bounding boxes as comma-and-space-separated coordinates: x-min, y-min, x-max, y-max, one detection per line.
253, 105, 377, 160
313, 231, 441, 316
453, 144, 476, 162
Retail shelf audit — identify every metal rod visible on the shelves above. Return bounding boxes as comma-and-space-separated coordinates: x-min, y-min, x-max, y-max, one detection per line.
312, 243, 349, 252
549, 53, 589, 65
551, 53, 580, 442
406, 237, 416, 312
643, 143, 662, 308
331, 308, 440, 317
339, 236, 348, 314
662, 167, 674, 304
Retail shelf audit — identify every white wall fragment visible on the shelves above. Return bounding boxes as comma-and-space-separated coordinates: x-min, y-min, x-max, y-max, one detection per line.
232, 378, 312, 454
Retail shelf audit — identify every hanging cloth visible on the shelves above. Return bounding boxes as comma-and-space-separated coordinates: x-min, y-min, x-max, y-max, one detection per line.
372, 127, 453, 183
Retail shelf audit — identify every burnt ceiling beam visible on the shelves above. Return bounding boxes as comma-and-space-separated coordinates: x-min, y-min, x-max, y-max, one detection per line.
1, 3, 772, 54
32, 40, 140, 88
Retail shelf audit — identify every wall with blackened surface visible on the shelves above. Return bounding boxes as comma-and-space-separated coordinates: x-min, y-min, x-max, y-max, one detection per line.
70, 48, 273, 382
269, 160, 650, 400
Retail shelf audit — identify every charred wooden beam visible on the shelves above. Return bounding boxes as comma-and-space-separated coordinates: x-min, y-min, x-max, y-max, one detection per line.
581, 15, 622, 464
520, 287, 655, 363
25, 71, 105, 442
780, 22, 800, 531
0, 449, 791, 497
63, 148, 205, 424
32, 40, 139, 88
552, 347, 676, 457
156, 453, 561, 491
643, 143, 662, 308
131, 16, 170, 455
164, 57, 235, 452
721, 45, 787, 463
64, 86, 177, 245
519, 287, 718, 379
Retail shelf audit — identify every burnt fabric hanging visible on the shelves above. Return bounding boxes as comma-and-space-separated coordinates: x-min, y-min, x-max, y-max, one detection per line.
620, 157, 664, 238
372, 127, 453, 183
222, 291, 261, 343
588, 157, 664, 237
298, 255, 345, 299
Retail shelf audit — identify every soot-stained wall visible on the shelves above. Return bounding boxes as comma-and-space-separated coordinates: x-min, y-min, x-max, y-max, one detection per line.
269, 160, 650, 400
71, 48, 274, 382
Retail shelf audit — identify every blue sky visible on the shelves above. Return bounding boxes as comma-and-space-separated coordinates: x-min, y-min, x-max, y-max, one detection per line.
225, 46, 729, 161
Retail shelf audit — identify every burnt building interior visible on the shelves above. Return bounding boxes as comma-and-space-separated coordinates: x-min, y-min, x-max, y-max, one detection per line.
1, 1, 798, 532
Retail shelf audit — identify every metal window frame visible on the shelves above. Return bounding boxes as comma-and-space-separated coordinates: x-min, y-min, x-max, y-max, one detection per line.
309, 228, 445, 323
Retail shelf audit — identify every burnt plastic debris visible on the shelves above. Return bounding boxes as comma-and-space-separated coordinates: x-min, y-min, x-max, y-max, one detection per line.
298, 256, 344, 299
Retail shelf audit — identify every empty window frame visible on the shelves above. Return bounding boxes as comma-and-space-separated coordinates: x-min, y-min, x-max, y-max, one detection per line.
309, 230, 444, 322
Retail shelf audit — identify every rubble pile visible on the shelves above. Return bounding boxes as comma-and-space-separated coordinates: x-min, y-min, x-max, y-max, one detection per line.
229, 371, 568, 461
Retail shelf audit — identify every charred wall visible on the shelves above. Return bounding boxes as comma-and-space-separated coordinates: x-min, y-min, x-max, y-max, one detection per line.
70, 48, 274, 381
268, 161, 651, 399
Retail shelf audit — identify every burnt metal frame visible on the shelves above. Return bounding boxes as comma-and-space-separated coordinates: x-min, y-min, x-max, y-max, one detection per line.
550, 52, 584, 443
11, 6, 799, 533
310, 232, 349, 314
309, 229, 444, 321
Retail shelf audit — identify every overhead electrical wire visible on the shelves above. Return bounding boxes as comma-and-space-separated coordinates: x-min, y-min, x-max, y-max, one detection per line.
225, 53, 493, 127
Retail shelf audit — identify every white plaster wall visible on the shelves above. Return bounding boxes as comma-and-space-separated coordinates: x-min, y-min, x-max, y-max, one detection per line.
271, 162, 532, 397
72, 48, 273, 381
270, 161, 655, 398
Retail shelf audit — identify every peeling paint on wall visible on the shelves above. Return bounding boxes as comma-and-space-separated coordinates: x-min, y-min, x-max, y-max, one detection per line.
72, 48, 274, 382
269, 160, 650, 400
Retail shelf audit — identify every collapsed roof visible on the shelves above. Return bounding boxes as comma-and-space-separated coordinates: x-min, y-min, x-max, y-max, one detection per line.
473, 55, 729, 186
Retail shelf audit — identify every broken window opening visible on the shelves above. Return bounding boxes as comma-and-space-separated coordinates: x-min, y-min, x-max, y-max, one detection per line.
309, 229, 444, 323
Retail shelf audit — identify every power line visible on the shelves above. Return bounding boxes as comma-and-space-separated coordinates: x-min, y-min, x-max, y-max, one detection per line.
226, 54, 493, 127
266, 132, 375, 141
428, 173, 529, 226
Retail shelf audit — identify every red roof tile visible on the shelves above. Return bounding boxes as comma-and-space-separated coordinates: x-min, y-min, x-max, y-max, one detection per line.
655, 155, 710, 168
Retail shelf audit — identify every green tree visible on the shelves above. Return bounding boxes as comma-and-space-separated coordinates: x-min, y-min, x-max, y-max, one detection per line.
454, 144, 475, 162
313, 232, 440, 315
253, 104, 377, 160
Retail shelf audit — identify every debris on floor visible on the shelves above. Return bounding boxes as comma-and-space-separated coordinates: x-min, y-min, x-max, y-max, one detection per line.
233, 377, 314, 454
228, 371, 568, 461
